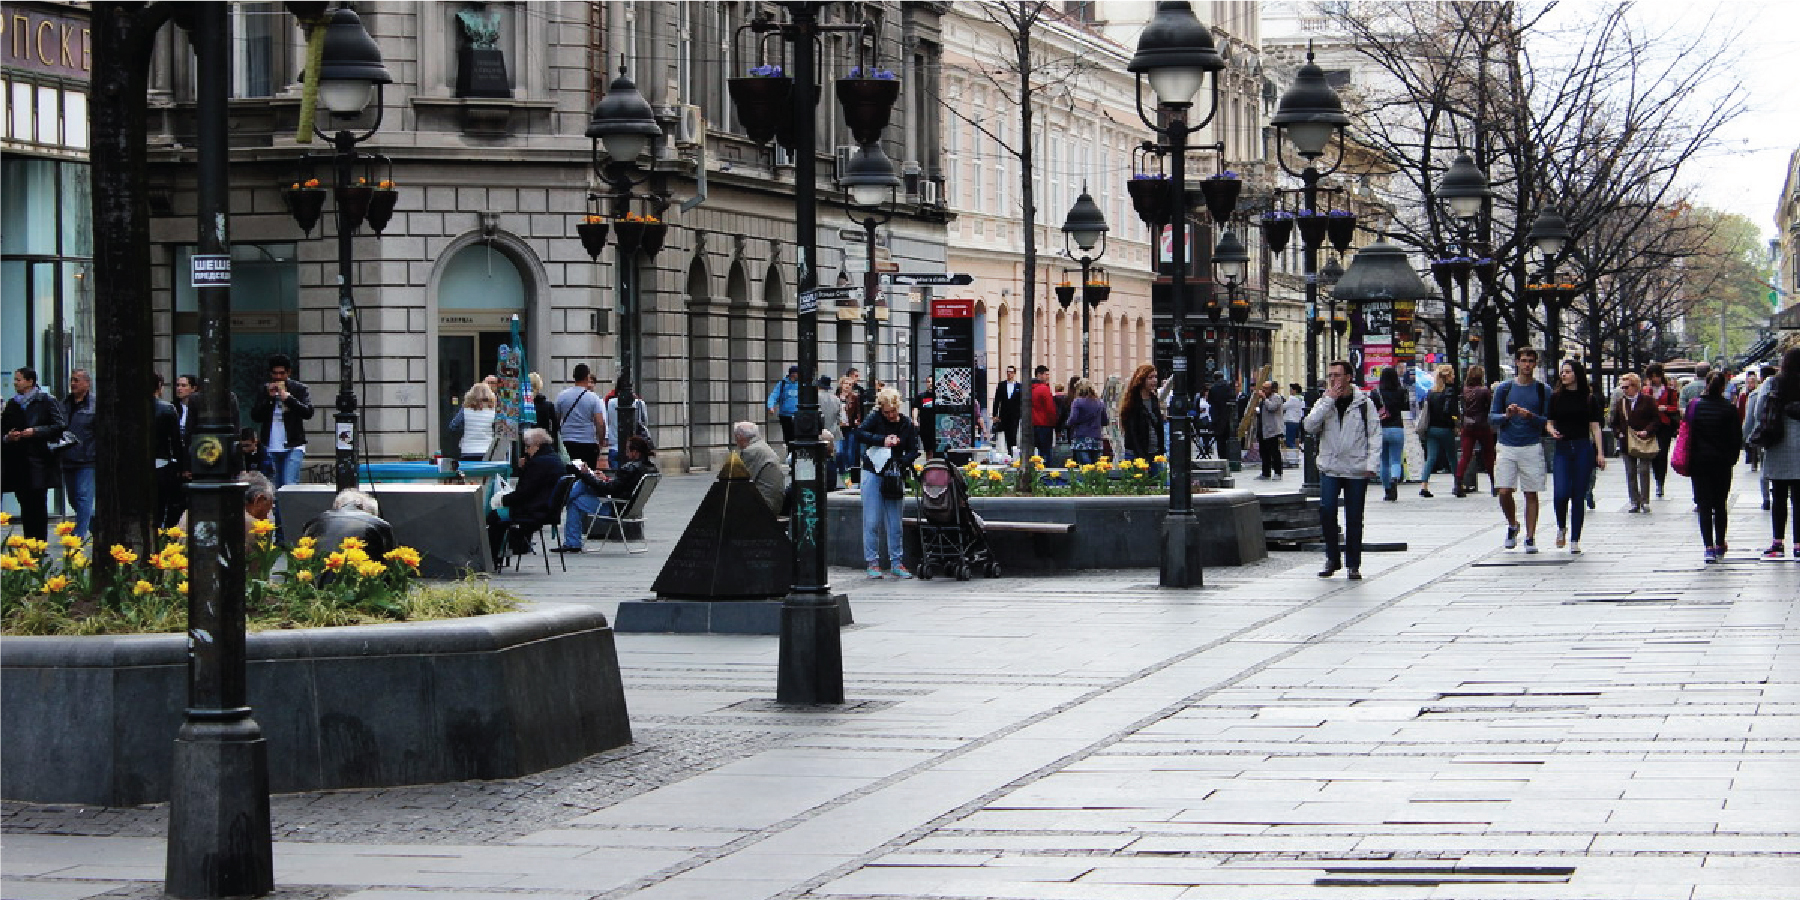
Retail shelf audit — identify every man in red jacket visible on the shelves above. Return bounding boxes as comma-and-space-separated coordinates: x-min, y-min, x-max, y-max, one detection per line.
1030, 365, 1057, 459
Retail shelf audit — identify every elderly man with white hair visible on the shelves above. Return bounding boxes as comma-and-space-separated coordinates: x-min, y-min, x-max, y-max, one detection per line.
732, 421, 786, 514
301, 488, 396, 558
486, 427, 565, 562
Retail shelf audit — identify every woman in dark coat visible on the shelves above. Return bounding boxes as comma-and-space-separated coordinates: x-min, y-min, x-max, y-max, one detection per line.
2, 367, 65, 540
1118, 364, 1164, 476
1685, 371, 1743, 563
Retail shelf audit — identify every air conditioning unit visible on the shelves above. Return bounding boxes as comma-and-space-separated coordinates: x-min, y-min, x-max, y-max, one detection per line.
921, 180, 941, 206
834, 145, 856, 182
675, 104, 705, 146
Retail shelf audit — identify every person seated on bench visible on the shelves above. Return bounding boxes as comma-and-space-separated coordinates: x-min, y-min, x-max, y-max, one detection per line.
486, 427, 563, 562
732, 421, 786, 515
554, 435, 655, 554
300, 488, 395, 558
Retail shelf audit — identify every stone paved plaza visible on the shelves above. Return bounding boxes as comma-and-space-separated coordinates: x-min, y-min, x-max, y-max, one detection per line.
4, 465, 1798, 900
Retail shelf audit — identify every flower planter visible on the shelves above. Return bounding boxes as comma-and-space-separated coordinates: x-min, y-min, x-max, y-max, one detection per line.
727, 76, 792, 146
1084, 284, 1111, 307
1128, 178, 1173, 229
613, 221, 645, 257
1260, 217, 1293, 253
639, 222, 669, 258
1055, 284, 1077, 309
1326, 214, 1357, 252
1472, 258, 1498, 288
336, 185, 374, 232
576, 222, 609, 259
836, 77, 900, 147
365, 189, 399, 235
285, 188, 327, 235
1296, 214, 1328, 251
1229, 300, 1251, 324
1198, 177, 1241, 224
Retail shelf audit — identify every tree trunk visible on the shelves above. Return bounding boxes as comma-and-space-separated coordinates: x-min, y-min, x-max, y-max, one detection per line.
1012, 3, 1038, 494
89, 3, 171, 567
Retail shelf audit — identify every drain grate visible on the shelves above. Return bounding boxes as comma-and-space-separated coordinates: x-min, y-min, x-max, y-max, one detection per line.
1315, 865, 1575, 887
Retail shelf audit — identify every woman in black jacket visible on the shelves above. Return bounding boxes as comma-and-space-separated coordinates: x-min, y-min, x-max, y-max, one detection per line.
2, 367, 65, 539
1372, 367, 1409, 502
1118, 365, 1164, 476
1685, 371, 1743, 563
854, 388, 919, 579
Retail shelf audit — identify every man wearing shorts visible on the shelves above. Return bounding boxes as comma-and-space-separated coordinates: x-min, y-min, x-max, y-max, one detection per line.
1489, 347, 1550, 553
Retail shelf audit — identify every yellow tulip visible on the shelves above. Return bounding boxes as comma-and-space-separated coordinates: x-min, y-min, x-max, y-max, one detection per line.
54, 521, 76, 536
177, 581, 189, 595
296, 536, 318, 549
340, 536, 367, 551
45, 575, 70, 592
4, 535, 22, 549
59, 534, 81, 549
250, 518, 276, 537
292, 547, 315, 561
111, 545, 138, 565
132, 580, 155, 596
296, 570, 315, 583
0, 511, 10, 525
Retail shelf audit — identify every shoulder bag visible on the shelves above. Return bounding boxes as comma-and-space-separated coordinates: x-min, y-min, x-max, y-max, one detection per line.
1413, 394, 1432, 437
1622, 397, 1660, 459
1670, 401, 1694, 476
1748, 377, 1786, 449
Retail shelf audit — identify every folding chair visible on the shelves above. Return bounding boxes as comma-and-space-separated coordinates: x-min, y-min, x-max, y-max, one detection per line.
503, 474, 576, 573
586, 471, 660, 554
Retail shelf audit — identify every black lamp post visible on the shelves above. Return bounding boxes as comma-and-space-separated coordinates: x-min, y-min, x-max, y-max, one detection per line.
166, 6, 271, 897
1433, 153, 1493, 379
841, 143, 903, 387
1214, 228, 1251, 388
732, 5, 898, 704
1061, 187, 1110, 378
304, 6, 391, 493
1334, 238, 1432, 385
1319, 255, 1345, 363
1528, 206, 1574, 365
583, 64, 669, 455
1129, 0, 1229, 589
1271, 46, 1349, 493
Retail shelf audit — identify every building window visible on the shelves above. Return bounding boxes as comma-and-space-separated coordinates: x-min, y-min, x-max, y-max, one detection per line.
233, 3, 297, 99
173, 244, 299, 427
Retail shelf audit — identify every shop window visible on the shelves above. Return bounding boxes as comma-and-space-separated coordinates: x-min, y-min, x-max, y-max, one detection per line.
173, 244, 299, 427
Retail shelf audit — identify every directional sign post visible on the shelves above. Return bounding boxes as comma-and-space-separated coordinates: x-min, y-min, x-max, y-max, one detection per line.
889, 272, 974, 287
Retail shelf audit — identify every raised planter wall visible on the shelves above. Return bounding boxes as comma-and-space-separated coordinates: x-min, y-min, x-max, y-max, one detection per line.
1, 606, 631, 807
828, 490, 1266, 570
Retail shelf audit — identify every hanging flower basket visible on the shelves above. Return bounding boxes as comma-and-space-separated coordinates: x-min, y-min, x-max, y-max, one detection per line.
1198, 174, 1240, 225
836, 73, 900, 147
1128, 176, 1173, 230
611, 216, 667, 260
1332, 316, 1349, 336
1228, 299, 1251, 324
365, 186, 399, 236
639, 222, 669, 258
1326, 211, 1356, 252
1084, 283, 1111, 307
1054, 284, 1077, 309
1295, 213, 1328, 251
336, 184, 374, 232
575, 219, 609, 259
728, 75, 793, 146
1472, 257, 1498, 288
1259, 212, 1293, 253
284, 183, 327, 235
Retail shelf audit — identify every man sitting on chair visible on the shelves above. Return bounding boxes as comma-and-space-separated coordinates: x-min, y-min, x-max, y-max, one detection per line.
301, 488, 396, 558
486, 428, 563, 563
555, 435, 656, 553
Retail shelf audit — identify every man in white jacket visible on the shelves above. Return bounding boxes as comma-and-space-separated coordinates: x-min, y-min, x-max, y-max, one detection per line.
1304, 360, 1383, 579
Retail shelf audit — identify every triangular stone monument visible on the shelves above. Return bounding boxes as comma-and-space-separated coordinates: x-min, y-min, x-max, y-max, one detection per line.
651, 451, 795, 600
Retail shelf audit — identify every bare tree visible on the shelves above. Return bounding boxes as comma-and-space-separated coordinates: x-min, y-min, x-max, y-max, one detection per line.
929, 1, 1097, 490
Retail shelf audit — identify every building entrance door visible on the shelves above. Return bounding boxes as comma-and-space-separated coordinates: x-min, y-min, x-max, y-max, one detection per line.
437, 328, 511, 457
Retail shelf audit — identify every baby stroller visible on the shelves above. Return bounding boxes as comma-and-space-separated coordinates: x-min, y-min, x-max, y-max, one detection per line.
914, 459, 1001, 581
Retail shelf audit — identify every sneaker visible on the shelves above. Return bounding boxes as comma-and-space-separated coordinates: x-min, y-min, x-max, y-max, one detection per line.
1524, 539, 1539, 555
1505, 525, 1520, 549
1763, 542, 1786, 560
551, 546, 583, 554
1347, 569, 1362, 580
866, 566, 885, 580
1587, 495, 1596, 510
1704, 548, 1719, 564
1656, 486, 1665, 498
1419, 488, 1434, 498
889, 565, 915, 580
1569, 541, 1582, 555
1763, 500, 1772, 511
1556, 529, 1567, 548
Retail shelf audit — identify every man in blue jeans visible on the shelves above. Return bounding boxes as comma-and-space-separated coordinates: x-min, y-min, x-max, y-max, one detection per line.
1304, 361, 1382, 580
251, 354, 314, 489
1489, 346, 1550, 553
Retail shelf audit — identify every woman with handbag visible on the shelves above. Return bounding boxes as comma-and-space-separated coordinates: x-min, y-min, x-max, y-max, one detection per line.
1065, 378, 1108, 466
1417, 365, 1460, 498
1454, 364, 1496, 498
855, 388, 920, 580
1545, 359, 1606, 553
1644, 362, 1681, 498
1755, 348, 1800, 559
1611, 372, 1661, 513
1684, 372, 1744, 563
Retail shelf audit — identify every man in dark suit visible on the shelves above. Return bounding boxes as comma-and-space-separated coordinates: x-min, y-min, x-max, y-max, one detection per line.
1206, 374, 1237, 462
487, 427, 565, 562
152, 375, 186, 528
991, 365, 1023, 456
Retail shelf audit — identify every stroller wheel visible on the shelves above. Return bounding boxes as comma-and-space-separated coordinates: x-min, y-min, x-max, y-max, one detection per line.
956, 564, 971, 581
986, 562, 1003, 578
918, 563, 933, 580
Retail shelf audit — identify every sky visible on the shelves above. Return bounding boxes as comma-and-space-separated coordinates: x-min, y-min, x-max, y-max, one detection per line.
1611, 1, 1800, 244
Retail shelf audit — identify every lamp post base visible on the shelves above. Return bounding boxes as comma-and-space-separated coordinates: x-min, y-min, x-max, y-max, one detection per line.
1159, 510, 1202, 588
777, 595, 845, 704
164, 717, 273, 899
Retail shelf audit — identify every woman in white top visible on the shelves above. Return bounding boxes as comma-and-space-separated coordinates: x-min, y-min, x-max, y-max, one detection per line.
451, 382, 498, 461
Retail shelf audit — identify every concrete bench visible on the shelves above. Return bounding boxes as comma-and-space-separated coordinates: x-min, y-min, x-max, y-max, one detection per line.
904, 517, 1074, 535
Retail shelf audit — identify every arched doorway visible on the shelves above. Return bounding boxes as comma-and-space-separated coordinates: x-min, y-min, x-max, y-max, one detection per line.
685, 259, 718, 471
432, 239, 532, 457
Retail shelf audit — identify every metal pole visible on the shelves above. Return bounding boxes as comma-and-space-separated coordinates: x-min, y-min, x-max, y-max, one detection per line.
1080, 256, 1092, 378
864, 216, 879, 386
615, 231, 637, 457
1161, 104, 1198, 588
1300, 164, 1322, 492
777, 0, 843, 705
333, 128, 358, 492
165, 6, 273, 896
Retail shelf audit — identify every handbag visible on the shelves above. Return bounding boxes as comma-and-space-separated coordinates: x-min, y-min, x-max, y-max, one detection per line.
1413, 397, 1431, 437
879, 469, 905, 500
1625, 426, 1659, 459
1747, 378, 1787, 449
1670, 411, 1692, 477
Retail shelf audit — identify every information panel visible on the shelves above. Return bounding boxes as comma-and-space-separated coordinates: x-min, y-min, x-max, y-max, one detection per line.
929, 298, 977, 455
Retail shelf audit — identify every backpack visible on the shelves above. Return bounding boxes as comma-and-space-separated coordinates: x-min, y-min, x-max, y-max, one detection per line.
1495, 380, 1549, 432
1748, 377, 1786, 449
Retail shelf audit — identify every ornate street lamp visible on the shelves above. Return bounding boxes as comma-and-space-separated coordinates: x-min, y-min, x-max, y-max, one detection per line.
1528, 206, 1577, 364
1320, 255, 1346, 362
1129, 0, 1230, 589
840, 142, 902, 387
1432, 153, 1493, 379
1213, 229, 1252, 385
1061, 186, 1109, 378
1271, 45, 1348, 493
583, 65, 669, 459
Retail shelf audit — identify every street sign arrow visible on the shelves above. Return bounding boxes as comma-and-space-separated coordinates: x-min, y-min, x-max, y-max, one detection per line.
890, 272, 974, 286
810, 286, 858, 301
